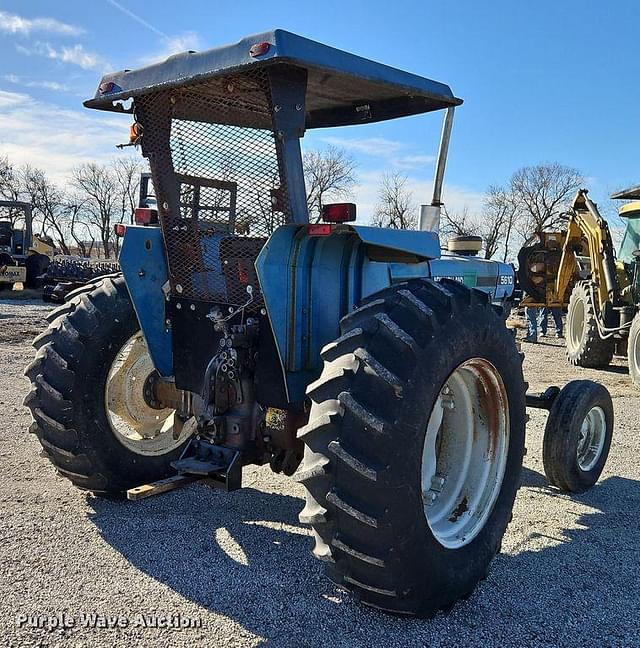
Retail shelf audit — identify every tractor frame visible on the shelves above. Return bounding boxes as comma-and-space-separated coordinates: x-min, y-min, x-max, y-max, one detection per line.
24, 30, 615, 617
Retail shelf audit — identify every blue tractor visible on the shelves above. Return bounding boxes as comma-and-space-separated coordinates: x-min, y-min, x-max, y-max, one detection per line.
25, 31, 613, 616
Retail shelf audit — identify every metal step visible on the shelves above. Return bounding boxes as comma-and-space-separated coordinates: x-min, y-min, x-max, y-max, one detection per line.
171, 456, 228, 476
170, 439, 242, 491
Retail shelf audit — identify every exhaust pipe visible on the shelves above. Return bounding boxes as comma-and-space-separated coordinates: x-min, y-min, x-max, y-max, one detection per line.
419, 106, 455, 232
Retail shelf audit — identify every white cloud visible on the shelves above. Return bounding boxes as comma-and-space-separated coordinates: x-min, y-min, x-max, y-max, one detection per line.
104, 0, 201, 66
320, 136, 435, 171
352, 168, 484, 225
138, 31, 202, 66
0, 89, 30, 108
322, 136, 404, 157
15, 42, 111, 72
392, 154, 436, 170
3, 74, 69, 92
0, 10, 84, 36
0, 89, 132, 182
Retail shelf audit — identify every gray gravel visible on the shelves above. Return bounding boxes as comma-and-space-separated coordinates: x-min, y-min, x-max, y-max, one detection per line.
1, 299, 639, 647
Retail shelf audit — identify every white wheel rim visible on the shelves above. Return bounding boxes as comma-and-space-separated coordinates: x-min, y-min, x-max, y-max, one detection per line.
421, 358, 510, 549
632, 327, 640, 375
105, 332, 188, 456
576, 406, 606, 472
568, 298, 585, 351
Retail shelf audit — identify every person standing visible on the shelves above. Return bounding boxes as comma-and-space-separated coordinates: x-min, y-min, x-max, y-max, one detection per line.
524, 306, 539, 343
540, 306, 564, 338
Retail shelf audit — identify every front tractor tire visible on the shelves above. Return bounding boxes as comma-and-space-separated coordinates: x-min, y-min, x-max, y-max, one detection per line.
542, 380, 613, 493
24, 275, 190, 495
297, 279, 526, 616
566, 281, 614, 368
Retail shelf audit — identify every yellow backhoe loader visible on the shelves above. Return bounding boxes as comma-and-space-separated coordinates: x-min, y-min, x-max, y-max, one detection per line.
518, 187, 640, 385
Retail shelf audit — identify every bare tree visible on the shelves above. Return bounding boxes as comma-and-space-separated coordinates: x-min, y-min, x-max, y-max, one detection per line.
253, 169, 281, 234
72, 163, 119, 258
0, 156, 18, 200
371, 173, 417, 229
440, 205, 475, 238
441, 205, 501, 260
63, 193, 96, 257
440, 165, 583, 261
303, 145, 356, 221
113, 157, 143, 225
111, 157, 144, 255
19, 165, 70, 254
439, 186, 519, 260
510, 163, 583, 239
0, 156, 12, 195
0, 156, 24, 226
482, 185, 519, 261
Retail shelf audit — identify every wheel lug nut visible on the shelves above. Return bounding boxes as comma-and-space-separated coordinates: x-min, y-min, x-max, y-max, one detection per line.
422, 490, 438, 504
441, 396, 455, 410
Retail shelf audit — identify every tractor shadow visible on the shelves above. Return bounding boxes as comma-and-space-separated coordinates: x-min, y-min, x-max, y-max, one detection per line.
596, 364, 629, 376
86, 472, 640, 645
519, 466, 551, 489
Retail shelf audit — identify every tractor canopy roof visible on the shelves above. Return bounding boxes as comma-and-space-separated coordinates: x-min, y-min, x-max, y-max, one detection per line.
84, 29, 462, 128
611, 186, 640, 201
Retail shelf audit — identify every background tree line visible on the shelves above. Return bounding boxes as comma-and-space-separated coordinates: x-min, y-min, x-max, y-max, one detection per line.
302, 147, 586, 261
0, 155, 143, 259
0, 143, 585, 263
440, 163, 584, 261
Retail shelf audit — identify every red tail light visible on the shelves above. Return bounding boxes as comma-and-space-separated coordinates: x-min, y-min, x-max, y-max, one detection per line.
307, 224, 332, 236
321, 203, 356, 223
114, 223, 126, 237
134, 207, 158, 225
249, 42, 271, 57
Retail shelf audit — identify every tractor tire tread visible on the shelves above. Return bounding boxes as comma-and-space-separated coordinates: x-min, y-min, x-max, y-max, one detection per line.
566, 281, 614, 368
24, 274, 183, 494
542, 380, 613, 493
297, 278, 525, 616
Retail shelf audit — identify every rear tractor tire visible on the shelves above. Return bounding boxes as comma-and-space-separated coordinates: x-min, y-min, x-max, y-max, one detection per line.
542, 380, 613, 493
297, 279, 526, 616
24, 275, 191, 495
566, 281, 614, 368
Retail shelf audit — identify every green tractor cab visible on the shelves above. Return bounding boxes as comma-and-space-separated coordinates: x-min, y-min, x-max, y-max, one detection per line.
25, 30, 613, 617
613, 188, 640, 266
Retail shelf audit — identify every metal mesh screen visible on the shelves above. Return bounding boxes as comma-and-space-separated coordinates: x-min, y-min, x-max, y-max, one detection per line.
136, 69, 290, 307
171, 121, 286, 236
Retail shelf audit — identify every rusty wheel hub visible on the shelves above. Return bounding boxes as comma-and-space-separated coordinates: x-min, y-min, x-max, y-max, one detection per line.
421, 358, 510, 549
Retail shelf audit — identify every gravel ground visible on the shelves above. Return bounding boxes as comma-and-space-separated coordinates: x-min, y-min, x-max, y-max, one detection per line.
1, 299, 639, 647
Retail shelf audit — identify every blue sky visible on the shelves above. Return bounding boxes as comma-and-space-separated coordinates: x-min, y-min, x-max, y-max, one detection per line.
0, 0, 638, 219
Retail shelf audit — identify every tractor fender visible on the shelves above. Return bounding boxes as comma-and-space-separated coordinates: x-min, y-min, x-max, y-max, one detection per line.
257, 226, 515, 404
118, 225, 173, 377
256, 224, 440, 404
